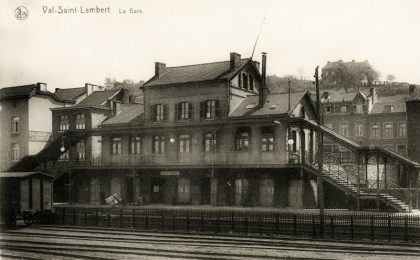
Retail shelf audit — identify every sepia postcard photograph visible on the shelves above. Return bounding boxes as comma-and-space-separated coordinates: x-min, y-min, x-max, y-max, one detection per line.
1, 0, 420, 259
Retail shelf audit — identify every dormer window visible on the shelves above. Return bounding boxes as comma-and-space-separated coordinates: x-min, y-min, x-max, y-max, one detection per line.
384, 105, 394, 113
242, 73, 248, 90
249, 75, 254, 91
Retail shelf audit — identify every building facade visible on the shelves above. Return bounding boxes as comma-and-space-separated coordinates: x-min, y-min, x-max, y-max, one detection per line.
0, 83, 75, 171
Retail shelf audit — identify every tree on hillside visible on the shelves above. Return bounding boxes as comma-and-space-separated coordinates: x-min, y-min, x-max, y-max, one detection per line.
325, 63, 379, 90
104, 78, 116, 89
386, 74, 396, 82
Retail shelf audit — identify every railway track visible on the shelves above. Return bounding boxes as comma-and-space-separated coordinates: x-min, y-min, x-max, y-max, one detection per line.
1, 226, 420, 259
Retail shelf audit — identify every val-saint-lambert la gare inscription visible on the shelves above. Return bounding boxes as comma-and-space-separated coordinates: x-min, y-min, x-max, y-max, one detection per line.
42, 6, 143, 15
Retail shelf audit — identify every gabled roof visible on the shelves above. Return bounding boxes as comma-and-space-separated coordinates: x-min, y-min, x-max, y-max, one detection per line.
323, 60, 371, 70
54, 87, 86, 101
229, 91, 307, 117
101, 104, 144, 126
322, 89, 369, 103
73, 89, 120, 109
143, 58, 258, 87
0, 84, 74, 103
370, 101, 406, 114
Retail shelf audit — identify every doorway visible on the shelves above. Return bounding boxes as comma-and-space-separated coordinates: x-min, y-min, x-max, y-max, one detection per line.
150, 178, 164, 203
200, 178, 211, 204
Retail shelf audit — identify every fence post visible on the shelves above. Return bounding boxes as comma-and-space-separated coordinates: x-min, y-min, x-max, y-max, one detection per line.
161, 211, 164, 230
387, 215, 391, 242
312, 215, 315, 239
73, 208, 76, 225
145, 210, 149, 229
107, 210, 110, 227
201, 212, 204, 232
216, 212, 220, 233
172, 211, 175, 230
95, 209, 99, 227
293, 214, 297, 237
276, 213, 279, 236
409, 180, 412, 212
245, 215, 248, 235
120, 209, 123, 228
350, 216, 354, 240
259, 215, 262, 236
62, 208, 65, 224
231, 212, 235, 232
330, 216, 334, 239
370, 215, 374, 241
132, 209, 135, 229
186, 211, 190, 232
84, 209, 87, 226
404, 215, 409, 242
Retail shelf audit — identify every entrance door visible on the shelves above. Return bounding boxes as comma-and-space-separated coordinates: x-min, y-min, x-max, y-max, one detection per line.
200, 178, 210, 204
150, 178, 164, 203
288, 179, 303, 208
90, 177, 100, 203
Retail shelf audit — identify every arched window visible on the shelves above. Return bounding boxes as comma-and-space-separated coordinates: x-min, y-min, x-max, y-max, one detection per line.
300, 107, 306, 118
242, 73, 248, 90
249, 75, 254, 91
11, 117, 19, 133
11, 143, 20, 161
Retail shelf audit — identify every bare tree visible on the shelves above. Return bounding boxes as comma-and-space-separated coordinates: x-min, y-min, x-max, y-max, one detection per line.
386, 74, 396, 82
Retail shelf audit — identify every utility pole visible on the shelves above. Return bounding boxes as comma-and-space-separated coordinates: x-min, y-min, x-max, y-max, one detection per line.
288, 78, 291, 112
315, 66, 325, 238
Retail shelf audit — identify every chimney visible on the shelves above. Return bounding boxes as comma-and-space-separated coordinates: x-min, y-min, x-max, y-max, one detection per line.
85, 83, 95, 96
259, 52, 267, 107
409, 85, 416, 94
369, 87, 377, 104
230, 52, 241, 70
55, 88, 60, 92
112, 101, 121, 115
37, 82, 47, 91
155, 62, 166, 77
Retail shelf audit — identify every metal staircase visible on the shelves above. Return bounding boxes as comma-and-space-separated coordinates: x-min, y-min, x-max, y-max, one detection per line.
7, 130, 87, 172
304, 161, 413, 212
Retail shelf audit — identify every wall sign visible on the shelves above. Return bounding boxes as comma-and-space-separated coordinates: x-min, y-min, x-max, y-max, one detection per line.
160, 171, 180, 176
29, 131, 51, 142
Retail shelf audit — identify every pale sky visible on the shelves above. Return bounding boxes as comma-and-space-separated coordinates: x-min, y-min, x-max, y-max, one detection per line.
1, 0, 420, 89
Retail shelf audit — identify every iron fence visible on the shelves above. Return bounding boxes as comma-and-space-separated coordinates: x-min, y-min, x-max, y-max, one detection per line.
53, 206, 420, 243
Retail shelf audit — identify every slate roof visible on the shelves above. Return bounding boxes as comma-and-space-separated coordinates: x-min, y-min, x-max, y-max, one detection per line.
74, 89, 120, 109
408, 90, 420, 101
0, 84, 74, 102
229, 91, 307, 117
370, 101, 406, 114
323, 60, 370, 70
143, 59, 255, 87
101, 104, 144, 125
322, 89, 369, 103
54, 87, 86, 101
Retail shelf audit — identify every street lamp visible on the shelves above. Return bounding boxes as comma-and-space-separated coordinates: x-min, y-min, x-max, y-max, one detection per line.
169, 137, 175, 144
60, 136, 66, 152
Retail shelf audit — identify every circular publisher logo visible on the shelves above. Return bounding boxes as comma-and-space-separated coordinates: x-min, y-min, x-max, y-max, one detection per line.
15, 6, 29, 20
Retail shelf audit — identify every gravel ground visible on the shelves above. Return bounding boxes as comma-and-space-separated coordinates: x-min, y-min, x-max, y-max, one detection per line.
1, 226, 420, 259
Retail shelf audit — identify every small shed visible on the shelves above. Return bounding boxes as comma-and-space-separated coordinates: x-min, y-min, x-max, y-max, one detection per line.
0, 171, 53, 213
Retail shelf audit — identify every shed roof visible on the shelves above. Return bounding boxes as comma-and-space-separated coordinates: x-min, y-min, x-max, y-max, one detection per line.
101, 104, 144, 125
54, 87, 86, 101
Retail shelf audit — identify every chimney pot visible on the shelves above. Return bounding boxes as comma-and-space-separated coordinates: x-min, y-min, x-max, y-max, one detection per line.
85, 83, 94, 96
230, 52, 241, 69
409, 85, 416, 94
155, 62, 166, 77
37, 82, 47, 91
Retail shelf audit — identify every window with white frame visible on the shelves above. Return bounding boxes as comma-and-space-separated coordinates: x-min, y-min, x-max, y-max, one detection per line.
130, 136, 141, 154
153, 104, 165, 122
355, 124, 364, 137
77, 140, 85, 161
59, 115, 69, 131
11, 117, 19, 133
235, 129, 250, 151
201, 100, 220, 119
204, 133, 217, 152
153, 135, 165, 154
179, 134, 191, 153
383, 122, 393, 139
371, 123, 380, 139
75, 113, 85, 129
339, 123, 348, 137
398, 123, 407, 138
11, 143, 20, 161
111, 137, 122, 155
177, 102, 193, 121
261, 126, 274, 152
